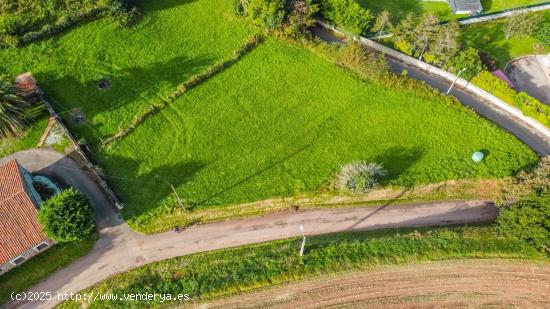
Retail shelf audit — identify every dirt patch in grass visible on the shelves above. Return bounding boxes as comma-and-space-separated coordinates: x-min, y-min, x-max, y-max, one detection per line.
202, 259, 550, 308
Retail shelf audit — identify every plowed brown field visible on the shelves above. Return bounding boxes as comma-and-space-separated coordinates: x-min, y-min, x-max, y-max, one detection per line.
198, 260, 550, 308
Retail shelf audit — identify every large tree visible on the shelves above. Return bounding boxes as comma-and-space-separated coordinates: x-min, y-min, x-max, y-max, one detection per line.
413, 13, 439, 61
0, 81, 28, 138
372, 10, 392, 41
39, 188, 96, 242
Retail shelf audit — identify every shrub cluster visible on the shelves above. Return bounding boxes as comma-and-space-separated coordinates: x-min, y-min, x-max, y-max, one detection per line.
498, 197, 549, 254
38, 188, 95, 242
234, 0, 318, 38
472, 71, 550, 127
335, 161, 386, 193
0, 0, 137, 48
317, 0, 373, 36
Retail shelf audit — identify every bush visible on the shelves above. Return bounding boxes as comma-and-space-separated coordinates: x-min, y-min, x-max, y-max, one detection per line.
283, 0, 319, 38
337, 41, 388, 80
472, 71, 550, 127
336, 161, 386, 193
317, 0, 373, 36
446, 47, 484, 80
38, 188, 95, 242
245, 0, 286, 31
497, 197, 549, 253
535, 22, 550, 46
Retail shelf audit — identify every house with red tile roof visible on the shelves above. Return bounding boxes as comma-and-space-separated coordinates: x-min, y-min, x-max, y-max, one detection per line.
0, 159, 53, 275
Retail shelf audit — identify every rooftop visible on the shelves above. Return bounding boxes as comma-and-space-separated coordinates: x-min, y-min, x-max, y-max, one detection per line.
0, 159, 48, 265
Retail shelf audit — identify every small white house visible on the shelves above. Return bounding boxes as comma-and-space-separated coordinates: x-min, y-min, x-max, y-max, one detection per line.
449, 0, 483, 15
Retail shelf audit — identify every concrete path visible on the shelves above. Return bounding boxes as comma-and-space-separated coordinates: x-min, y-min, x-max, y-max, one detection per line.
506, 56, 550, 105
6, 196, 497, 308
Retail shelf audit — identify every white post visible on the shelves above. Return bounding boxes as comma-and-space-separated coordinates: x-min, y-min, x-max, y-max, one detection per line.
299, 225, 306, 257
446, 68, 466, 95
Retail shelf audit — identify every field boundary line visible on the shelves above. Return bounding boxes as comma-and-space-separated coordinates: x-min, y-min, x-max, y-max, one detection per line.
102, 34, 263, 147
39, 93, 125, 210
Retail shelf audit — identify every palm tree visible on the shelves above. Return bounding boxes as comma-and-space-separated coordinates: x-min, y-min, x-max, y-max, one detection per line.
0, 81, 29, 139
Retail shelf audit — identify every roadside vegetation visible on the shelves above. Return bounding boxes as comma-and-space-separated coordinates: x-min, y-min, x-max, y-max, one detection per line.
58, 225, 546, 308
0, 237, 95, 305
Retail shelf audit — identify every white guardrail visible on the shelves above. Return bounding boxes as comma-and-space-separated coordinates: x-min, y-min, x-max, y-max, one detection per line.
458, 3, 550, 25
318, 21, 550, 143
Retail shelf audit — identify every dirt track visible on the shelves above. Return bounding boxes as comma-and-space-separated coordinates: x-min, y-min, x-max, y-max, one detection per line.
200, 260, 550, 308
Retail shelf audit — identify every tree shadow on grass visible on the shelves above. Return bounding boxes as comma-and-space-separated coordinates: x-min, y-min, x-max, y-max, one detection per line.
95, 154, 205, 224
371, 146, 425, 187
459, 22, 512, 67
35, 53, 214, 142
356, 0, 425, 24
136, 0, 199, 12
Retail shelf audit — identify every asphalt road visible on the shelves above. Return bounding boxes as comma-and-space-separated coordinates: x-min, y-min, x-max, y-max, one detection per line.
312, 27, 550, 156
6, 195, 497, 308
506, 56, 550, 105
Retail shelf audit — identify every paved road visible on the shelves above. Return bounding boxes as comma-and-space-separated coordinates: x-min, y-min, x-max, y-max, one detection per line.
0, 149, 125, 229
506, 56, 550, 105
2, 150, 499, 308
312, 27, 550, 156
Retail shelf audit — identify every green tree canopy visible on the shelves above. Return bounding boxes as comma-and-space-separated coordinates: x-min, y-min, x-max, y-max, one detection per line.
38, 188, 95, 242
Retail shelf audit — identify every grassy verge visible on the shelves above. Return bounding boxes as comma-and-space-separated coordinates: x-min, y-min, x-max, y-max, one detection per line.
460, 10, 550, 68
58, 225, 546, 308
141, 178, 504, 233
0, 116, 48, 157
0, 0, 254, 143
101, 37, 536, 232
0, 237, 95, 305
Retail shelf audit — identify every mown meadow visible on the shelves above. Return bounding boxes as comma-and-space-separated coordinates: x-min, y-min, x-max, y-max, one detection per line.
0, 0, 540, 233
97, 37, 537, 230
58, 225, 546, 308
0, 0, 255, 141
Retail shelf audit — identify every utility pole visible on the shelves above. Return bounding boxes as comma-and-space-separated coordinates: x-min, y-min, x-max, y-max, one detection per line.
155, 174, 186, 211
446, 67, 466, 95
299, 225, 306, 257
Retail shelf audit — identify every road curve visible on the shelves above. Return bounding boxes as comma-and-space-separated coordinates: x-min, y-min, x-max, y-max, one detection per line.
313, 27, 550, 156
2, 150, 498, 309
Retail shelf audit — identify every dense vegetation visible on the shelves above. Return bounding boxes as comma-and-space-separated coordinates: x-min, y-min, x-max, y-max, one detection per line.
0, 237, 95, 305
472, 71, 550, 127
498, 157, 549, 254
0, 80, 29, 137
58, 226, 545, 308
38, 188, 95, 242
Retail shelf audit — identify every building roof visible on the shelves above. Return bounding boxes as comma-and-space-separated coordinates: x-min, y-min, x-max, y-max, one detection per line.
450, 0, 483, 13
0, 159, 47, 265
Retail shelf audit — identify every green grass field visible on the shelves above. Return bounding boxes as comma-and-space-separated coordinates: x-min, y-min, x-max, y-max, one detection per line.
357, 0, 548, 23
58, 226, 546, 308
0, 0, 254, 142
0, 238, 95, 305
98, 38, 537, 230
460, 11, 550, 67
